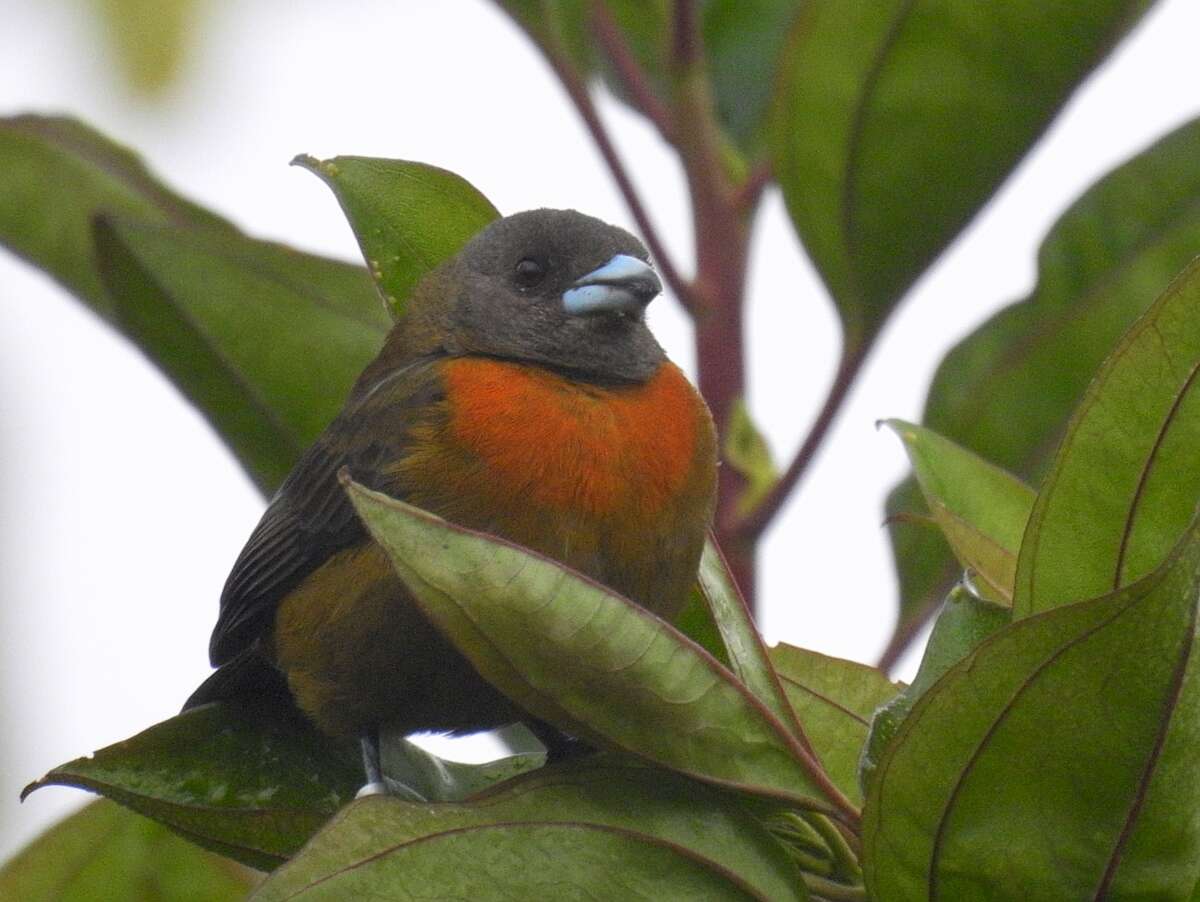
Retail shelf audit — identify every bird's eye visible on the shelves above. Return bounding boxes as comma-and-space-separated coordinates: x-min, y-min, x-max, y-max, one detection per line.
514, 257, 547, 289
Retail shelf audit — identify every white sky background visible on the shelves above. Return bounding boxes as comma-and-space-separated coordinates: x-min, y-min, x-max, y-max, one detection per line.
1, 0, 1198, 861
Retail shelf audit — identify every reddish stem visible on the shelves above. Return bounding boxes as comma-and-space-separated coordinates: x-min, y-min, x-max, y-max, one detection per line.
589, 2, 675, 141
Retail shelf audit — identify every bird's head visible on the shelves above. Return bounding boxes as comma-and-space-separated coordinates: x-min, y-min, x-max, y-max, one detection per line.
401, 209, 667, 383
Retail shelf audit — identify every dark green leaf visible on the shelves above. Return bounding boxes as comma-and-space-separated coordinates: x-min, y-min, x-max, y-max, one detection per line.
885, 419, 1034, 604
772, 1, 1152, 341
887, 116, 1200, 652
863, 516, 1200, 899
345, 480, 837, 810
1015, 256, 1200, 616
254, 758, 806, 901
768, 644, 901, 806
94, 216, 387, 493
294, 155, 499, 320
23, 704, 362, 871
0, 800, 257, 900
0, 114, 231, 316
860, 585, 1009, 794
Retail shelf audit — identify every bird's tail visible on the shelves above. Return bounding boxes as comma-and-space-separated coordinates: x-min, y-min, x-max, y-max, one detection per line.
182, 647, 300, 722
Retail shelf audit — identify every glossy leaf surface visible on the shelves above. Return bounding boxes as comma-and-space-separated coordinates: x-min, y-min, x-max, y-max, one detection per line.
346, 480, 835, 809
294, 154, 499, 320
864, 519, 1200, 899
255, 759, 805, 901
23, 705, 362, 871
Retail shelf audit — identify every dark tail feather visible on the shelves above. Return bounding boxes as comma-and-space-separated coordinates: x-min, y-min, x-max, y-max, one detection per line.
183, 648, 301, 723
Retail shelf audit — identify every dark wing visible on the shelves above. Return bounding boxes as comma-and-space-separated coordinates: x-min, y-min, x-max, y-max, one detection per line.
207, 358, 442, 665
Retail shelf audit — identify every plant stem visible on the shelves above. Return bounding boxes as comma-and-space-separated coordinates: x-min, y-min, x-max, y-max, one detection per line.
803, 874, 869, 902
734, 335, 875, 542
588, 2, 674, 140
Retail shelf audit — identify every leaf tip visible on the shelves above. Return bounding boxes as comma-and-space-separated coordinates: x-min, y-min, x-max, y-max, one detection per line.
291, 154, 338, 179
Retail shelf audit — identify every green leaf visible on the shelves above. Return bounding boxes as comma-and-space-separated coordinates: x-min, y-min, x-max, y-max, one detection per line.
772, 1, 1153, 341
885, 420, 1034, 604
864, 515, 1200, 899
697, 538, 804, 745
496, 1, 798, 155
345, 479, 837, 810
294, 155, 499, 320
1015, 256, 1200, 617
0, 800, 257, 900
0, 114, 394, 495
90, 0, 202, 95
768, 645, 901, 806
0, 114, 232, 316
94, 216, 388, 493
23, 704, 362, 871
859, 585, 1009, 794
886, 116, 1200, 652
724, 400, 780, 516
254, 758, 806, 901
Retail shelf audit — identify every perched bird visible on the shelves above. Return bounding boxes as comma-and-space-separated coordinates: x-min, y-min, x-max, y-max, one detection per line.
185, 209, 717, 774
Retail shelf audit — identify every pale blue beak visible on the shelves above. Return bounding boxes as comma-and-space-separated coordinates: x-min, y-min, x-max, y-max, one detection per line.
562, 254, 662, 316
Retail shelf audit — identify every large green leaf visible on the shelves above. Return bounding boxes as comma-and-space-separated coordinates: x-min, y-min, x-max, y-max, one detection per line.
23, 705, 362, 871
772, 1, 1153, 342
0, 114, 231, 315
863, 516, 1200, 899
254, 759, 806, 901
294, 155, 500, 321
886, 116, 1200, 651
345, 480, 842, 812
1015, 257, 1200, 616
885, 420, 1034, 604
95, 216, 387, 492
768, 645, 901, 806
0, 800, 257, 900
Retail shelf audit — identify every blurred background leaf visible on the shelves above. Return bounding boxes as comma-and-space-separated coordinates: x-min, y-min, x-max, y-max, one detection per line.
89, 0, 207, 96
0, 799, 258, 901
772, 1, 1155, 344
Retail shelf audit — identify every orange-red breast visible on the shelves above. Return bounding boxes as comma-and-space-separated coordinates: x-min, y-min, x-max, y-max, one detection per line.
185, 209, 717, 764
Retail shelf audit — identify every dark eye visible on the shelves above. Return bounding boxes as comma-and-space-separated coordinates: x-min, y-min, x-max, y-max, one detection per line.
514, 257, 546, 289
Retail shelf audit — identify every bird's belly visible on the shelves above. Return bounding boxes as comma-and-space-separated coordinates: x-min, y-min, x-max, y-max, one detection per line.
274, 541, 520, 736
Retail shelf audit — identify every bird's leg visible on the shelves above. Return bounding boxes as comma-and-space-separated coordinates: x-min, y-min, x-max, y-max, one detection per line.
527, 719, 595, 764
356, 725, 388, 797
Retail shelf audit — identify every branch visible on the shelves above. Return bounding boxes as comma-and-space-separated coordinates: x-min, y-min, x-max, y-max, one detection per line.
589, 2, 675, 141
732, 160, 773, 214
734, 336, 874, 541
672, 0, 700, 71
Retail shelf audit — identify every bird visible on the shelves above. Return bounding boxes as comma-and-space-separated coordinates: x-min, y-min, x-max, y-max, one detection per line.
184, 208, 718, 782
